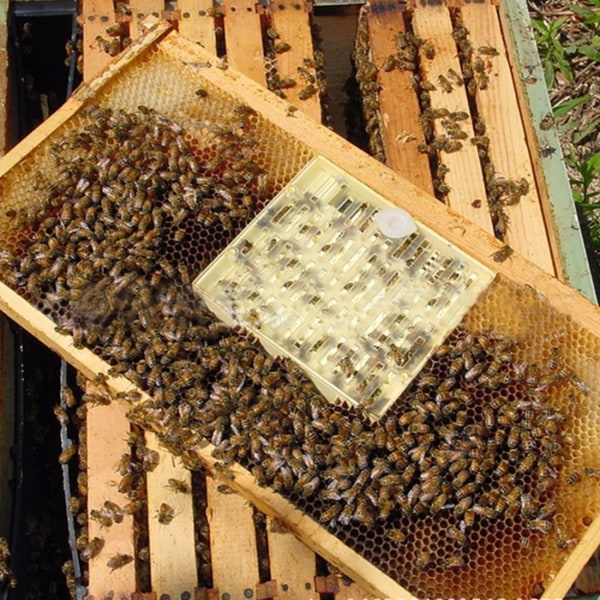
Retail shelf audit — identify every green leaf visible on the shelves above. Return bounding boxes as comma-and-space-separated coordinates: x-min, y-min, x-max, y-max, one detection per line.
553, 95, 591, 118
573, 117, 600, 144
543, 60, 555, 88
585, 151, 600, 176
558, 117, 581, 136
578, 44, 600, 61
568, 4, 599, 22
531, 18, 550, 37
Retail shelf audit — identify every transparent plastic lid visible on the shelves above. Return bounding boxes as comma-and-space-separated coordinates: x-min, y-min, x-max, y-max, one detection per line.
193, 156, 494, 418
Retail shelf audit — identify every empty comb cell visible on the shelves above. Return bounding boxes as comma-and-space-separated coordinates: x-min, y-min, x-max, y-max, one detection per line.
194, 156, 495, 418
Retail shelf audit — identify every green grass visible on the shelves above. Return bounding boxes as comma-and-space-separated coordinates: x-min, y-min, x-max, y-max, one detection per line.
530, 1, 600, 279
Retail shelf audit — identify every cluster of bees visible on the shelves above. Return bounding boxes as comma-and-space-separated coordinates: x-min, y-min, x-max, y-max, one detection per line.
352, 8, 386, 163
263, 21, 327, 106
352, 11, 531, 242
0, 104, 582, 582
59, 373, 215, 589
0, 537, 17, 590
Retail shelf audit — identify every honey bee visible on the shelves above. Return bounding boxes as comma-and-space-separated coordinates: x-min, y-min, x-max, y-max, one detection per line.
53, 404, 69, 426
456, 481, 477, 500
156, 502, 175, 525
566, 471, 581, 484
445, 555, 466, 569
107, 553, 133, 571
416, 551, 433, 570
447, 525, 467, 546
527, 519, 553, 534
319, 503, 342, 527
78, 535, 105, 562
387, 528, 407, 544
141, 448, 160, 472
442, 139, 463, 153
556, 525, 579, 551
274, 41, 291, 54
437, 74, 453, 93
447, 68, 464, 86
430, 493, 449, 514
59, 443, 77, 464
422, 41, 435, 60
478, 44, 499, 57
298, 84, 317, 100
103, 500, 124, 524
381, 55, 397, 72
491, 244, 513, 263
90, 509, 113, 528
166, 478, 191, 494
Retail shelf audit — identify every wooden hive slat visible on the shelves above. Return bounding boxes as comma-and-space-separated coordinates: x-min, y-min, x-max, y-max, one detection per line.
332, 575, 376, 600
2, 18, 600, 598
364, 0, 434, 195
268, 0, 321, 121
221, 0, 267, 86
129, 1, 167, 39
86, 399, 137, 595
411, 4, 494, 235
178, 0, 218, 55
81, 0, 120, 82
205, 474, 261, 596
460, 2, 556, 276
266, 517, 318, 599
75, 10, 338, 595
145, 432, 198, 595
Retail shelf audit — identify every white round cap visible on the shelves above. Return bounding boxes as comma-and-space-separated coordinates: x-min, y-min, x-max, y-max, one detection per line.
374, 207, 417, 239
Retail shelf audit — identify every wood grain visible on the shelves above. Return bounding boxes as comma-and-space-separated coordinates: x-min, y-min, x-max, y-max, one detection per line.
221, 0, 267, 86
145, 432, 197, 595
412, 4, 494, 234
87, 399, 136, 595
178, 0, 218, 55
365, 0, 433, 194
461, 3, 556, 275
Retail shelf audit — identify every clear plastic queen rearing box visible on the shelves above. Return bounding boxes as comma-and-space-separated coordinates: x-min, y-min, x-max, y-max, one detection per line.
194, 156, 495, 418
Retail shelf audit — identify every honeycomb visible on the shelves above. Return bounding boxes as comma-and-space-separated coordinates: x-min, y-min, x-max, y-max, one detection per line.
0, 38, 598, 599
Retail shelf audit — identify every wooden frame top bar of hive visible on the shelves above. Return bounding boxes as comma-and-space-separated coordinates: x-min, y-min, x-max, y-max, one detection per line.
0, 18, 599, 599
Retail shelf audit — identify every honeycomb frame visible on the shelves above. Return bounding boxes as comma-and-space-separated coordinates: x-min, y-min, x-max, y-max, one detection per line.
0, 19, 598, 599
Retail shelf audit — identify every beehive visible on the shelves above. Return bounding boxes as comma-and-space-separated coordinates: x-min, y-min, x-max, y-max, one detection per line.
0, 18, 599, 599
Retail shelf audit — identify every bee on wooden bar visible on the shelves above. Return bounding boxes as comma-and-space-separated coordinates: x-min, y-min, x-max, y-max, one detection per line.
274, 41, 291, 54
156, 502, 175, 525
422, 41, 435, 60
437, 74, 453, 93
478, 44, 500, 57
492, 244, 513, 263
298, 84, 318, 100
59, 443, 77, 465
79, 536, 105, 562
107, 553, 133, 571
